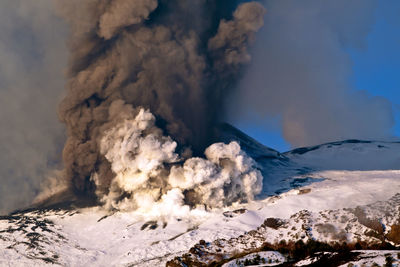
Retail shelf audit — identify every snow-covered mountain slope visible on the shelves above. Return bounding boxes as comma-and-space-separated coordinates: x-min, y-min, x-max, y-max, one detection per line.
215, 123, 282, 160
285, 139, 400, 171
1, 127, 400, 266
218, 124, 400, 197
168, 193, 400, 266
221, 250, 400, 267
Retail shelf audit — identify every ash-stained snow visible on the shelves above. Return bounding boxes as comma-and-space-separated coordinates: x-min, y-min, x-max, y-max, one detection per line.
222, 251, 285, 266
168, 192, 400, 266
338, 250, 400, 267
1, 135, 400, 266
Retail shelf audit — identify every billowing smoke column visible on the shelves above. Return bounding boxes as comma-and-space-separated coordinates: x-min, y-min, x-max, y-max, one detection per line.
56, 0, 265, 210
92, 100, 262, 213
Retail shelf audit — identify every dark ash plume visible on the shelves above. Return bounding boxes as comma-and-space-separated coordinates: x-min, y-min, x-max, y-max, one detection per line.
57, 0, 265, 197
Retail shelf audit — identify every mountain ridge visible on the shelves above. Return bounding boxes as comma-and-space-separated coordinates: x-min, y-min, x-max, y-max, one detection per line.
1, 124, 400, 266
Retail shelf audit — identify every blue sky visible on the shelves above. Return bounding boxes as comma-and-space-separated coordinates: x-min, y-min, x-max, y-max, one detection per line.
350, 2, 400, 140
238, 1, 400, 152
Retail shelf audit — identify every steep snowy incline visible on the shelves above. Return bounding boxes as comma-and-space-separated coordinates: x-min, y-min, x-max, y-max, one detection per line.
215, 123, 282, 160
285, 140, 400, 171
1, 126, 400, 266
1, 169, 399, 266
216, 124, 400, 197
168, 193, 400, 266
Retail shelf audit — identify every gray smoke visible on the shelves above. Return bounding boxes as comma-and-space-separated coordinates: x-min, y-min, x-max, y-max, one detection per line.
56, 0, 266, 201
2, 0, 396, 215
230, 0, 395, 148
0, 0, 67, 214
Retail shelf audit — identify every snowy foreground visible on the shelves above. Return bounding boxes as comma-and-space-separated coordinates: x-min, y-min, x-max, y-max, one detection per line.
1, 136, 400, 266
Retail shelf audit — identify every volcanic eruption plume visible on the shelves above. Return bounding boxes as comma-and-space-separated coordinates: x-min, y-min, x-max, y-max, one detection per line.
56, 0, 265, 212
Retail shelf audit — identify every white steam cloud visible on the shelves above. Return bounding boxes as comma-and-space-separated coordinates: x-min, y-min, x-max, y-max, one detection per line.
93, 100, 262, 216
3, 0, 400, 216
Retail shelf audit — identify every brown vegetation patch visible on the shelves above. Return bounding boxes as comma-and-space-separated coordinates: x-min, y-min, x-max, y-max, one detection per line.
353, 207, 384, 234
262, 218, 286, 230
386, 224, 400, 244
298, 188, 311, 195
315, 223, 348, 242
